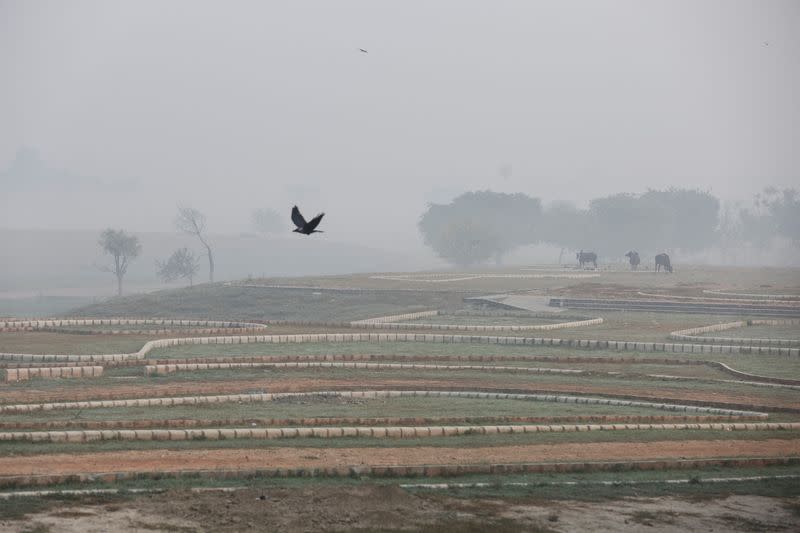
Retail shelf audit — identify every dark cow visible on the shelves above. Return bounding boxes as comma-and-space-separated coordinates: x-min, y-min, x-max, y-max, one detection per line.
655, 253, 673, 273
576, 250, 597, 269
625, 251, 640, 270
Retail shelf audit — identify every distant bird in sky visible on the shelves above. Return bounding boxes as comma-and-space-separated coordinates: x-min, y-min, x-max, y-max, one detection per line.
291, 205, 325, 235
359, 48, 368, 53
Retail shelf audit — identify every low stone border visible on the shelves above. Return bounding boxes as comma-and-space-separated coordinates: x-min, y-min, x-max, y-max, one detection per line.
370, 273, 600, 282
351, 310, 440, 325
371, 318, 604, 332
4, 331, 797, 363
4, 366, 103, 382
0, 414, 757, 431
354, 309, 604, 332
637, 292, 800, 305
703, 290, 800, 301
0, 390, 767, 417
400, 474, 800, 490
670, 319, 800, 347
1, 457, 796, 489
2, 421, 797, 443
143, 361, 585, 377
0, 318, 267, 334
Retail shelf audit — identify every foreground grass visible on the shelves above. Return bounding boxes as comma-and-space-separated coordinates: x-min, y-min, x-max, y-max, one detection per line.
5, 365, 798, 410
0, 396, 683, 424
68, 285, 468, 322
2, 463, 800, 521
0, 428, 797, 456
145, 340, 800, 378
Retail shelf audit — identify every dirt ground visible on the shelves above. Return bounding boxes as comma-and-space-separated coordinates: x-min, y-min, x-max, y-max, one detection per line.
1, 487, 798, 532
0, 439, 797, 476
2, 376, 797, 410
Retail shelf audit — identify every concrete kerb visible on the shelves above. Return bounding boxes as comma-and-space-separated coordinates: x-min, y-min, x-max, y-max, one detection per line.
0, 390, 768, 418
1, 457, 798, 488
670, 319, 800, 348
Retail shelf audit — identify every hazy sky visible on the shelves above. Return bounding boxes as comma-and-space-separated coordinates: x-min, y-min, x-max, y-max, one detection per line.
1, 0, 798, 250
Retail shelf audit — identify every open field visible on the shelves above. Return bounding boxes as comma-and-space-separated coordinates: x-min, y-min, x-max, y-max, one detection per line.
1, 265, 799, 530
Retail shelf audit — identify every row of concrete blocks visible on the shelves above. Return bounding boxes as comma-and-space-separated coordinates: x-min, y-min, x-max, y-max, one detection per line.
750, 319, 800, 326
670, 319, 800, 347
370, 273, 598, 281
357, 318, 605, 332
3, 331, 799, 363
4, 366, 103, 382
0, 318, 267, 329
2, 421, 797, 443
0, 390, 767, 417
671, 334, 799, 347
671, 321, 745, 337
713, 362, 800, 386
0, 414, 755, 431
4, 457, 797, 489
351, 310, 440, 324
143, 361, 585, 376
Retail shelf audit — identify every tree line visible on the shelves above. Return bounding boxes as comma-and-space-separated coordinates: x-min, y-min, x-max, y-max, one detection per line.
418, 187, 800, 267
97, 206, 288, 295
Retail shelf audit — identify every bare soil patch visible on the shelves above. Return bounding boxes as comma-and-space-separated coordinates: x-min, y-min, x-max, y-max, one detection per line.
1, 489, 798, 532
2, 376, 797, 410
0, 439, 797, 477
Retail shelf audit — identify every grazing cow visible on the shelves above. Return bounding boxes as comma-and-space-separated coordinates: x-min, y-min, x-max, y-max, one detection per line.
576, 250, 598, 269
655, 253, 673, 273
625, 251, 641, 270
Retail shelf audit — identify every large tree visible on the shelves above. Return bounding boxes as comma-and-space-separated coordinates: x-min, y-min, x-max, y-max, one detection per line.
175, 206, 214, 282
98, 229, 141, 296
156, 248, 201, 286
738, 187, 800, 247
582, 188, 720, 257
418, 191, 542, 266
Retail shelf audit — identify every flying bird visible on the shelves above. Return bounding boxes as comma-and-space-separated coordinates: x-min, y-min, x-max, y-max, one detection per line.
359, 48, 368, 53
291, 205, 325, 235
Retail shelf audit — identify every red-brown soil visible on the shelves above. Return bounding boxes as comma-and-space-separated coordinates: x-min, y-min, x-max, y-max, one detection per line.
1, 439, 797, 477
1, 377, 797, 410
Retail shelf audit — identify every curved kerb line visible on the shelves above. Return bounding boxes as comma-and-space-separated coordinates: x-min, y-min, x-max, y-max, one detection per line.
2, 421, 798, 443
0, 390, 767, 417
3, 331, 798, 363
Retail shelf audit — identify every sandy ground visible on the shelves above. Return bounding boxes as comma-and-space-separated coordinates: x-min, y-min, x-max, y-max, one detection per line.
1, 439, 798, 477
1, 487, 798, 532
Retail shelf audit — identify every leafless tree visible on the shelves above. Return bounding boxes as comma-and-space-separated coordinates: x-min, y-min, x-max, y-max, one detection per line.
156, 248, 201, 286
98, 229, 141, 296
175, 206, 214, 282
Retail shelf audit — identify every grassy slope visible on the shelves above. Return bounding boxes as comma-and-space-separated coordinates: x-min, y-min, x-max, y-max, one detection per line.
67, 284, 468, 322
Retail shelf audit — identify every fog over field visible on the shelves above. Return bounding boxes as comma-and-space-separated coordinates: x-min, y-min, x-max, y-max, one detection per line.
1, 1, 799, 298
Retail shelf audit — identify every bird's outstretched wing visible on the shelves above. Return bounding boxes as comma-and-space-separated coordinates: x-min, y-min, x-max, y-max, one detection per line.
291, 206, 307, 229
305, 213, 325, 232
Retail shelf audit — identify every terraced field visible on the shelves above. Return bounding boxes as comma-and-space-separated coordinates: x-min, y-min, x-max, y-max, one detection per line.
1, 267, 799, 531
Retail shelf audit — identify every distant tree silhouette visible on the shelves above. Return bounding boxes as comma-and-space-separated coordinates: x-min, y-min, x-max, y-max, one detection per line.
98, 229, 141, 296
175, 207, 214, 282
418, 191, 542, 266
156, 248, 201, 286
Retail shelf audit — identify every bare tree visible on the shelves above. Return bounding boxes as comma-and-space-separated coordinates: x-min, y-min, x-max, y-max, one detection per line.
175, 206, 214, 282
156, 248, 201, 286
98, 229, 141, 296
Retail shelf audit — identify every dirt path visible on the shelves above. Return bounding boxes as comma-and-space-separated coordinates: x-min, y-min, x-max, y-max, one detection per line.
2, 377, 797, 410
1, 439, 798, 477
5, 490, 800, 533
